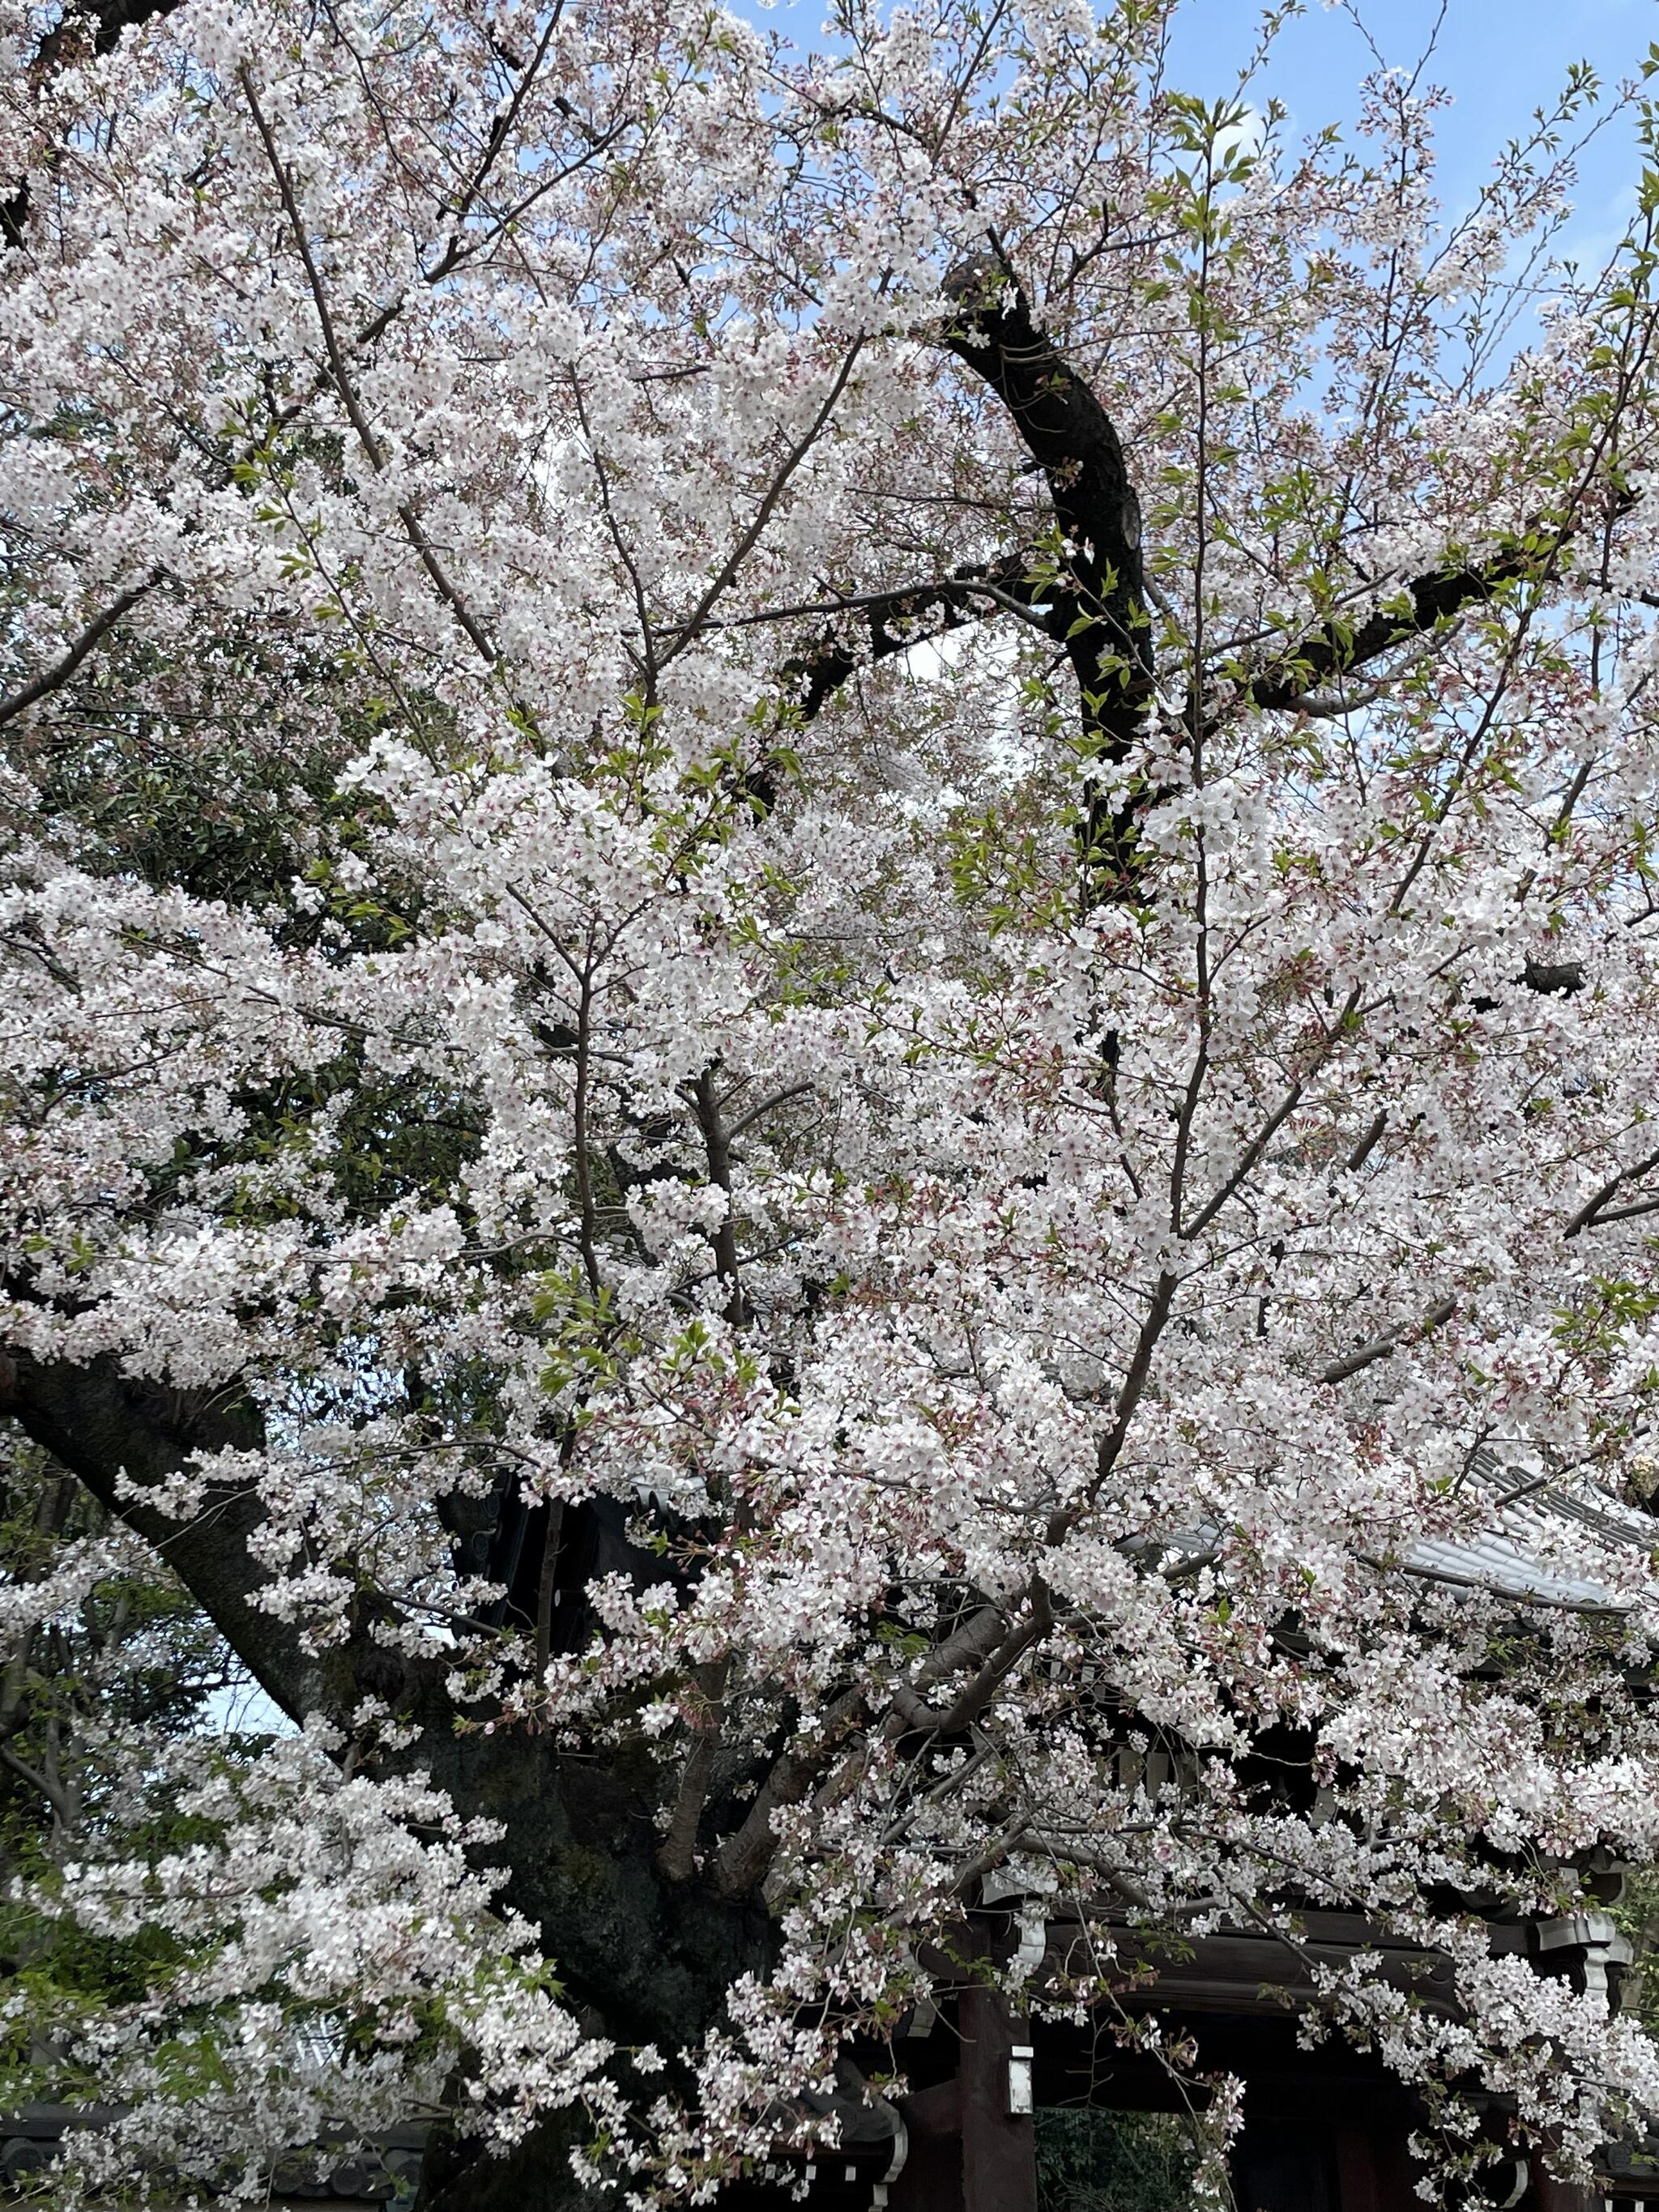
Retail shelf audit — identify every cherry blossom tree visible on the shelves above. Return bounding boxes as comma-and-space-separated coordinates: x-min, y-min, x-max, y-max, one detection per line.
6, 0, 1659, 2199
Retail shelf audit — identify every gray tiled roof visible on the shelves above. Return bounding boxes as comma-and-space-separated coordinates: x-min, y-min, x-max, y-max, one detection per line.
1408, 1454, 1657, 1610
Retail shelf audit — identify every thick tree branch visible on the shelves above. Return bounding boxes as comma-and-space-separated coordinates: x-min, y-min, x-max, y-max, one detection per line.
940, 258, 1154, 884
0, 1346, 320, 1720
941, 261, 1148, 694
1565, 1144, 1659, 1237
1246, 552, 1531, 714
711, 1686, 865, 1899
895, 1586, 1055, 1742
655, 1657, 730, 1884
0, 1350, 778, 2097
1247, 484, 1635, 718
717, 1600, 1017, 1896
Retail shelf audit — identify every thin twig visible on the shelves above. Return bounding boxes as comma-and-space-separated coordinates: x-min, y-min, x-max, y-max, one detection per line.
661, 340, 865, 660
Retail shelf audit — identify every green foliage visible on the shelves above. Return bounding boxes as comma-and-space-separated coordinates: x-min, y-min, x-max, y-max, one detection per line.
0, 1444, 255, 2109
1036, 2108, 1201, 2212
1616, 1871, 1659, 2039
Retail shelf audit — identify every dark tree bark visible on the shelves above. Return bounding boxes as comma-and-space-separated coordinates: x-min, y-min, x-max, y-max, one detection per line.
2, 0, 186, 249
0, 1345, 778, 2210
0, 211, 1630, 2209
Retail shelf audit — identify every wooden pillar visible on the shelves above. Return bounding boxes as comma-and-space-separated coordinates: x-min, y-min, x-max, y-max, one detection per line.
1234, 2120, 1333, 2212
1333, 2120, 1439, 2212
888, 2081, 963, 2212
1530, 2171, 1601, 2212
957, 1985, 1038, 2212
1333, 2125, 1386, 2212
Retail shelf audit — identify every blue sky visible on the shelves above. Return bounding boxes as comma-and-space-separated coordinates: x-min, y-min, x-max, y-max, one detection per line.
745, 0, 1659, 272
1166, 0, 1656, 262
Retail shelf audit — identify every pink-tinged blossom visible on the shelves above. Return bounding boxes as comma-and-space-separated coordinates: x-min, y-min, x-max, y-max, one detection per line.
5, 0, 1659, 2199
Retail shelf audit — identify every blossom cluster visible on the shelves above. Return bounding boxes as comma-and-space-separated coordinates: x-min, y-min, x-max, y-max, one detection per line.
5, 0, 1659, 2196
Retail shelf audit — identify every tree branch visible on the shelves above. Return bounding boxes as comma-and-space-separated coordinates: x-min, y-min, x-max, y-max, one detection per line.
1563, 1144, 1659, 1237
1246, 550, 1531, 715
0, 576, 162, 728
0, 1346, 320, 1721
1247, 487, 1634, 718
941, 258, 1149, 717
783, 560, 1032, 725
662, 341, 865, 663
711, 1685, 865, 1898
939, 259, 1157, 889
1320, 1295, 1458, 1384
